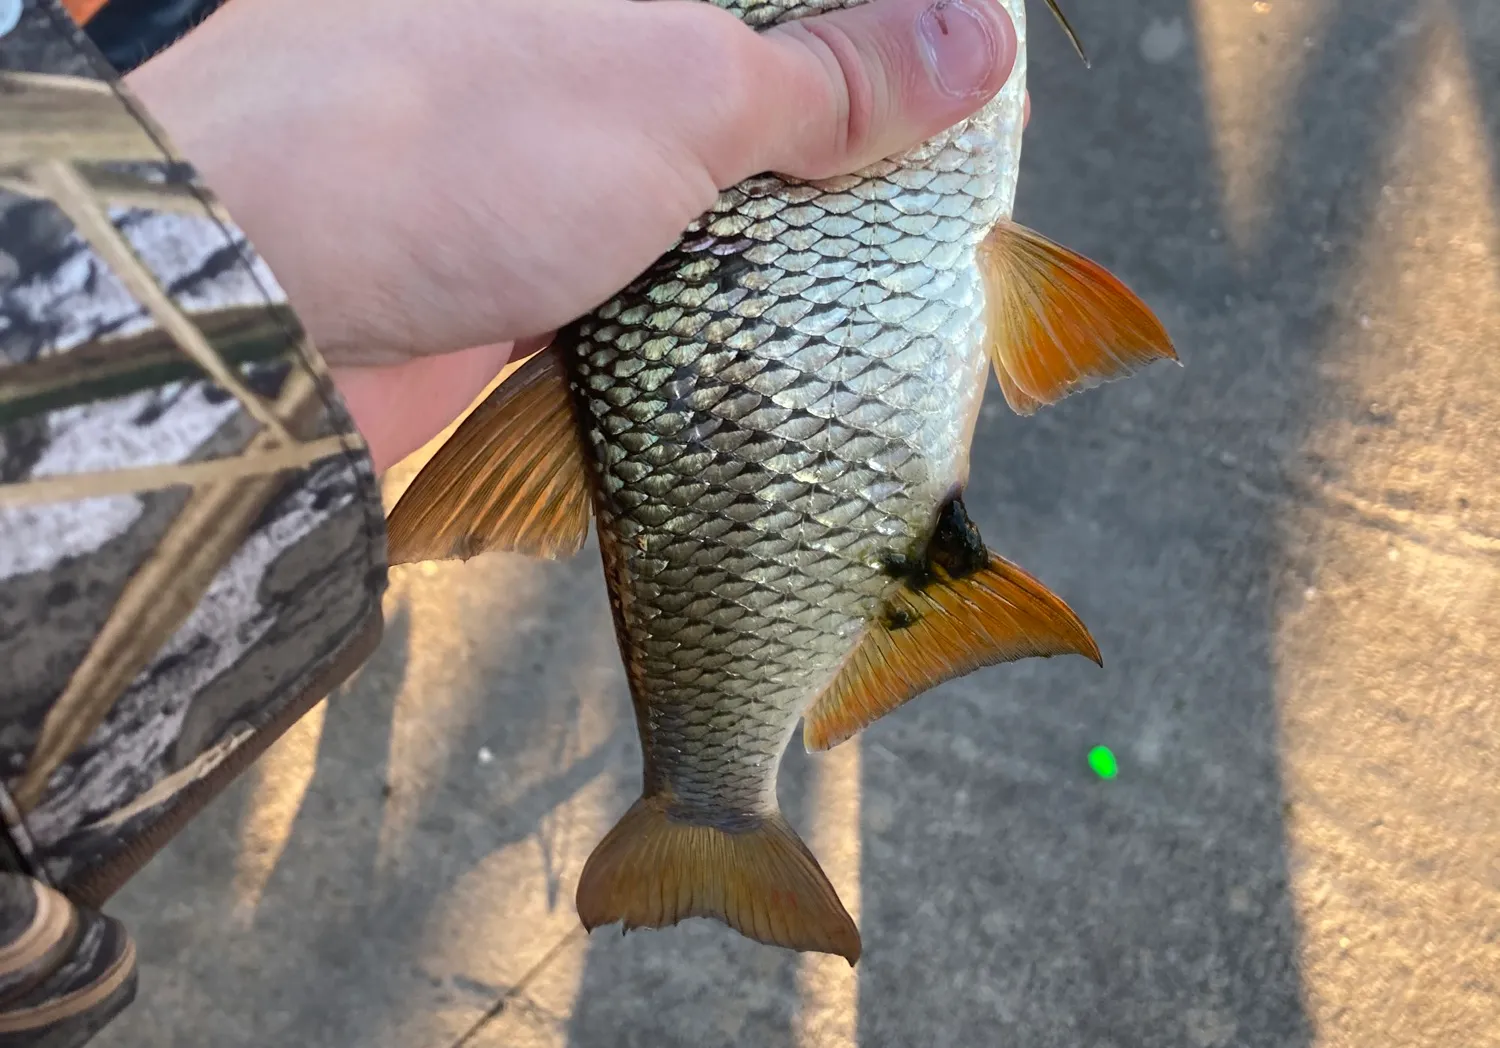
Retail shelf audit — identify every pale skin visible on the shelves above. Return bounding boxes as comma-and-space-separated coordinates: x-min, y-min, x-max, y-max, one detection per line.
127, 0, 1029, 473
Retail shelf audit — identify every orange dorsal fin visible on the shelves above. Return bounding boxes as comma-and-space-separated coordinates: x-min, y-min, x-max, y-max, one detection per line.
385, 345, 591, 565
803, 499, 1101, 752
978, 221, 1178, 415
576, 797, 861, 964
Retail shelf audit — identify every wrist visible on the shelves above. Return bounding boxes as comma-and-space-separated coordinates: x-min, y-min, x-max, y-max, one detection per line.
331, 342, 518, 475
122, 11, 410, 367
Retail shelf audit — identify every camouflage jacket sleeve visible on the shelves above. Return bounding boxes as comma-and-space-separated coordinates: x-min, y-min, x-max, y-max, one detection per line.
0, 2, 391, 1043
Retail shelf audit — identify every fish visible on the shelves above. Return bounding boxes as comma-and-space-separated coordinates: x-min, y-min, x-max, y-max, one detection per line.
384, 0, 1175, 964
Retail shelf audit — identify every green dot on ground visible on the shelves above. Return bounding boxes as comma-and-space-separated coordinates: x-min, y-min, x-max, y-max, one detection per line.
1088, 745, 1118, 779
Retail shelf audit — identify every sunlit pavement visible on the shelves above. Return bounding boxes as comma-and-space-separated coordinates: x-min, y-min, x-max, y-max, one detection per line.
98, 2, 1499, 1046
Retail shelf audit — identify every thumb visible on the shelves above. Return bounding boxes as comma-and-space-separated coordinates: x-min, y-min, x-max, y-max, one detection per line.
719, 0, 1018, 183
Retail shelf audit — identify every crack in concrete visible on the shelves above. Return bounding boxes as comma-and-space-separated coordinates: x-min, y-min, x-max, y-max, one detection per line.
445, 927, 587, 1048
1198, 451, 1500, 561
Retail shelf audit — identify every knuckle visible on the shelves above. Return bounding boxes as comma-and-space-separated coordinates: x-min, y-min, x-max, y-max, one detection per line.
775, 17, 879, 178
801, 20, 875, 154
653, 3, 767, 180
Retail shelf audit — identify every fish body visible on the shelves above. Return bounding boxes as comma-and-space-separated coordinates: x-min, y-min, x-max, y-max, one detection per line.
576, 0, 1025, 803
387, 0, 1174, 964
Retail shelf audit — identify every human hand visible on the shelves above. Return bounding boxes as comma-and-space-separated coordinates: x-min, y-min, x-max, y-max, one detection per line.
127, 0, 1023, 471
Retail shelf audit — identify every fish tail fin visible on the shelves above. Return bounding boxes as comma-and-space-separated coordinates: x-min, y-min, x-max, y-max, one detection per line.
575, 796, 861, 964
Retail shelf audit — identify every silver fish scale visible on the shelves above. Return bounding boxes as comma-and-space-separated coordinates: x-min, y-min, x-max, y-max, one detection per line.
569, 0, 1028, 823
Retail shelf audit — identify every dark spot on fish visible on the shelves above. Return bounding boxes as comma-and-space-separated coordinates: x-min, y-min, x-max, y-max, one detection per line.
880, 496, 988, 592
879, 549, 933, 590
712, 251, 753, 286
881, 604, 917, 631
928, 498, 988, 580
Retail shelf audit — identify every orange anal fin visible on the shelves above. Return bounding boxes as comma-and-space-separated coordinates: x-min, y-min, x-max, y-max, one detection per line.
804, 499, 1101, 752
979, 221, 1178, 416
576, 797, 861, 965
385, 345, 592, 565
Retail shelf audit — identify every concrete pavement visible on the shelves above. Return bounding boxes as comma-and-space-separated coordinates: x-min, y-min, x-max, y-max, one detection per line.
96, 1, 1500, 1045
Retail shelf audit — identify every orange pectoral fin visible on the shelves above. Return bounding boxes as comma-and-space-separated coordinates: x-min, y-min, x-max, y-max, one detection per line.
385, 345, 592, 565
978, 222, 1178, 416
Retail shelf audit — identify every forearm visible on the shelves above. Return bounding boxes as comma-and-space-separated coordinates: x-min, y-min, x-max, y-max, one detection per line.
0, 3, 388, 1043
119, 0, 425, 368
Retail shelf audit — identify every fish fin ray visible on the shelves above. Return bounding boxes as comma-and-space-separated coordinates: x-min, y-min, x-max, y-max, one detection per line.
385, 345, 591, 565
576, 797, 861, 964
1042, 0, 1091, 66
978, 221, 1177, 416
804, 531, 1101, 752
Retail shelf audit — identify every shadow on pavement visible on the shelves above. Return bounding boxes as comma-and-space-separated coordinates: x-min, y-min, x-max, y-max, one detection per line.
93, 0, 1500, 1046
564, 1, 1496, 1046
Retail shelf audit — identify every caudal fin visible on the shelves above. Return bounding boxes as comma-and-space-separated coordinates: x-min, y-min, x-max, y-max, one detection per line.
575, 797, 861, 964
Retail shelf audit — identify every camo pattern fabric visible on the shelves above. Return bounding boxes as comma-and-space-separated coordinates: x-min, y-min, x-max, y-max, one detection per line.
0, 0, 387, 941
